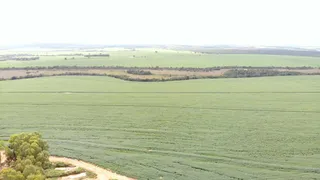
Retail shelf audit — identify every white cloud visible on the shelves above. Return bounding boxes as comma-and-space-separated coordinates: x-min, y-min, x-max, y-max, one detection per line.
0, 0, 319, 46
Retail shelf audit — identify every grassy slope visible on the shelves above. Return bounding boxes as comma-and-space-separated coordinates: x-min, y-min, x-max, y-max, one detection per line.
1, 49, 320, 68
1, 76, 320, 179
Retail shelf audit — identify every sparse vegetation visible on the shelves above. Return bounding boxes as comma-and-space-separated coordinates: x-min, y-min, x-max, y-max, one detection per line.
45, 167, 87, 179
51, 162, 71, 168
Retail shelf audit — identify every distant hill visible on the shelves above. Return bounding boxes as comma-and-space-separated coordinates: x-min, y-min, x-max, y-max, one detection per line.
1, 43, 320, 57
169, 45, 320, 57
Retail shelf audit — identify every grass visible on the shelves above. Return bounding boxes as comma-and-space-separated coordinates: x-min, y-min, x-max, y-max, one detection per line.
45, 167, 96, 179
1, 76, 320, 179
51, 162, 72, 168
1, 48, 320, 68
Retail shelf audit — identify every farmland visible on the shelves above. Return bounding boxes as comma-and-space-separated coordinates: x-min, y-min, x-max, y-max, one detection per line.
1, 76, 320, 179
1, 48, 320, 68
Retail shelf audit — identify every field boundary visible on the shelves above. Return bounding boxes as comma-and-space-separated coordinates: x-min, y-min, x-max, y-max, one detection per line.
1, 66, 320, 82
1, 65, 319, 71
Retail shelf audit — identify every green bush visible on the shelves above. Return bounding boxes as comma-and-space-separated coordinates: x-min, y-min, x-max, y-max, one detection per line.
127, 69, 152, 75
2, 132, 50, 180
51, 162, 71, 168
224, 69, 302, 78
0, 168, 24, 180
45, 167, 89, 178
5, 132, 50, 170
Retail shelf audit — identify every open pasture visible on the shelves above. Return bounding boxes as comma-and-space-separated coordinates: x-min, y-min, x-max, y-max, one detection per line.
1, 76, 320, 179
1, 48, 320, 68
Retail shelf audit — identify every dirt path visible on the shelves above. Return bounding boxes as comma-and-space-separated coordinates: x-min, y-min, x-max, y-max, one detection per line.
50, 156, 136, 180
0, 151, 6, 164
0, 151, 135, 180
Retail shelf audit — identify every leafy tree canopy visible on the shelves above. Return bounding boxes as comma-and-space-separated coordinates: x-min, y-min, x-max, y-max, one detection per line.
1, 132, 49, 180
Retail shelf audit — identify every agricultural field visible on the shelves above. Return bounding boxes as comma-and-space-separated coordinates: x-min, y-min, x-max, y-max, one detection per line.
1, 76, 320, 179
1, 48, 320, 68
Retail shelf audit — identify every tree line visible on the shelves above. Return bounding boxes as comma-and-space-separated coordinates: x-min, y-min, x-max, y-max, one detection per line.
0, 56, 39, 61
84, 54, 110, 58
127, 69, 152, 75
1, 65, 317, 71
223, 69, 302, 78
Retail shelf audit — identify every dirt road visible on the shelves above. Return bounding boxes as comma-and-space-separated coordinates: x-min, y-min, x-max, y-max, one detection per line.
0, 151, 6, 164
50, 156, 136, 180
0, 151, 135, 180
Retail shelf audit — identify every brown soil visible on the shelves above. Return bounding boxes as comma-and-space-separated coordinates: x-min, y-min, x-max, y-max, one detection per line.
0, 151, 7, 171
50, 156, 136, 180
0, 151, 6, 164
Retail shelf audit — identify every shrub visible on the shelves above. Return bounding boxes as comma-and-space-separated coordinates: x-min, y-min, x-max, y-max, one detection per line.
127, 69, 152, 75
51, 162, 71, 168
223, 69, 302, 78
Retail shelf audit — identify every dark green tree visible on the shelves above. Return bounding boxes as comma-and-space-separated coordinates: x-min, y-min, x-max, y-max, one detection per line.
5, 132, 50, 170
2, 132, 50, 179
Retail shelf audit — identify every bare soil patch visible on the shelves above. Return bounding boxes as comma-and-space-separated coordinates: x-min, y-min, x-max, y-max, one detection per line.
50, 156, 136, 180
0, 151, 6, 164
0, 151, 135, 180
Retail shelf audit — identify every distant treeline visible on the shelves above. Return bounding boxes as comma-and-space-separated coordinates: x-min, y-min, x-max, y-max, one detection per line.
1, 53, 34, 56
194, 48, 320, 57
0, 55, 40, 61
84, 54, 110, 58
58, 53, 84, 56
0, 65, 318, 71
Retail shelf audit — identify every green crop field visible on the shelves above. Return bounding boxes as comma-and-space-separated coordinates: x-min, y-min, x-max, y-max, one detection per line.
1, 76, 320, 179
1, 49, 320, 68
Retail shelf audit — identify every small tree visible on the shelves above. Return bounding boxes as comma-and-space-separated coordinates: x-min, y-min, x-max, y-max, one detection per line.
2, 132, 50, 179
6, 132, 50, 169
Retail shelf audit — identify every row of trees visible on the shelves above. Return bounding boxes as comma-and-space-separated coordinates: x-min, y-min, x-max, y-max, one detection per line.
0, 57, 39, 61
1, 65, 317, 71
223, 69, 302, 78
84, 54, 110, 58
0, 132, 50, 180
126, 69, 152, 75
